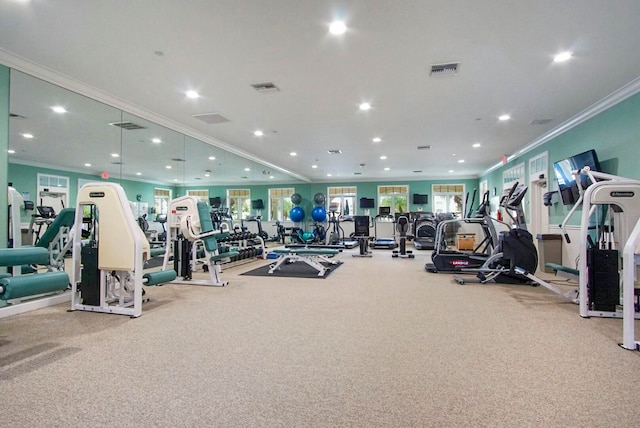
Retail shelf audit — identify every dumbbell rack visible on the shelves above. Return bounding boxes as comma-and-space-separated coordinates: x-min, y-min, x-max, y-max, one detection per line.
217, 232, 266, 269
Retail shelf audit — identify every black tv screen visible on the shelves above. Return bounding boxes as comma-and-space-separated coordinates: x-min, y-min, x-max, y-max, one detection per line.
413, 193, 428, 204
359, 197, 375, 209
553, 149, 601, 205
251, 199, 264, 210
209, 197, 222, 208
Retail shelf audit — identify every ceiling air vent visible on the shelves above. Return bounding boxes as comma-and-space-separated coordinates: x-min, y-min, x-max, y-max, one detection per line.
430, 62, 459, 77
171, 158, 186, 162
413, 170, 423, 173
250, 82, 279, 93
529, 118, 553, 125
417, 145, 431, 150
353, 172, 362, 175
10, 113, 26, 119
193, 113, 230, 124
109, 121, 146, 130
327, 149, 342, 155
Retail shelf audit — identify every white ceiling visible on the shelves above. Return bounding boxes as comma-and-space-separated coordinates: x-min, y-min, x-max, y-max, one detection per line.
2, 0, 640, 184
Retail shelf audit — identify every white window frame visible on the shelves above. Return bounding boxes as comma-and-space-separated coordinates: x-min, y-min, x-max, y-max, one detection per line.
227, 189, 251, 220
327, 186, 357, 216
377, 185, 409, 216
502, 162, 525, 191
154, 188, 172, 216
269, 188, 294, 221
431, 184, 466, 217
186, 189, 209, 202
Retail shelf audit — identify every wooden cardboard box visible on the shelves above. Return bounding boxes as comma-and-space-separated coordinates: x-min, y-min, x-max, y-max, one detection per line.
456, 233, 476, 251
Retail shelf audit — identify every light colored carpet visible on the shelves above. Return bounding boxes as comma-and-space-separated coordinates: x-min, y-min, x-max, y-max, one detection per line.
1, 247, 639, 427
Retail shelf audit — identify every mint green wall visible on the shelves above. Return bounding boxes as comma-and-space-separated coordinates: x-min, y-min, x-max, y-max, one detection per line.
480, 91, 640, 225
8, 163, 169, 222
0, 65, 9, 249
179, 177, 479, 217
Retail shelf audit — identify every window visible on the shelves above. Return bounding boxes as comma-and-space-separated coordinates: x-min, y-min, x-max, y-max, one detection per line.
432, 184, 465, 217
227, 189, 251, 220
37, 173, 70, 214
186, 189, 209, 202
529, 152, 548, 182
503, 162, 525, 190
269, 188, 294, 221
378, 185, 408, 215
154, 188, 172, 215
328, 186, 356, 216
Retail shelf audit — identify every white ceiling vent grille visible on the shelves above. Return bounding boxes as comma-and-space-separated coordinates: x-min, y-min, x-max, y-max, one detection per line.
430, 62, 459, 77
193, 113, 230, 124
109, 121, 146, 130
413, 170, 423, 173
417, 145, 432, 150
251, 82, 279, 93
353, 172, 362, 175
327, 149, 342, 155
529, 118, 553, 125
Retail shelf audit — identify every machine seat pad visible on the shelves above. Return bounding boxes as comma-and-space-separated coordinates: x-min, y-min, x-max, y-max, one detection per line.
149, 247, 166, 258
545, 263, 579, 277
273, 248, 339, 256
210, 251, 239, 262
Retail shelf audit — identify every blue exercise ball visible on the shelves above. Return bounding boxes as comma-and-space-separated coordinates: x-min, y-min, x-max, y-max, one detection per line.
291, 193, 302, 205
311, 206, 327, 222
289, 206, 305, 222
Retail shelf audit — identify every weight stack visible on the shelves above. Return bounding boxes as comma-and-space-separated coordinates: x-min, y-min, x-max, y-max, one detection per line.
587, 248, 619, 312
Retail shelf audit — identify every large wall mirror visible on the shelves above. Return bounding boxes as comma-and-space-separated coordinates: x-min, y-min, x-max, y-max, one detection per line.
7, 69, 301, 221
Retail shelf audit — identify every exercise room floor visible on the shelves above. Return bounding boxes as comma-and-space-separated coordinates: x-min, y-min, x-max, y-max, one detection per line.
1, 245, 639, 427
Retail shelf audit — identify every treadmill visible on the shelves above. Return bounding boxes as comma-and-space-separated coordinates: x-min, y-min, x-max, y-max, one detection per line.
369, 207, 398, 249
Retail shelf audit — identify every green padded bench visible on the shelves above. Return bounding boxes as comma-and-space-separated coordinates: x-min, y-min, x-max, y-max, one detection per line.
269, 248, 340, 277
545, 262, 579, 279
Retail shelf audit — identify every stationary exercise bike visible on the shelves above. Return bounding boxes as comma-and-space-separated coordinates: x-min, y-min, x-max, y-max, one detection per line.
392, 215, 414, 259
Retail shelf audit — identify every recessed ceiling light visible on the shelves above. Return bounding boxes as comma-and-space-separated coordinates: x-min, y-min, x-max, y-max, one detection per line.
359, 102, 372, 111
208, 156, 216, 160
51, 106, 67, 113
7, 149, 15, 154
152, 138, 162, 143
458, 159, 465, 163
290, 152, 297, 156
174, 179, 179, 182
452, 153, 456, 156
327, 173, 332, 177
244, 167, 251, 171
84, 163, 91, 167
384, 167, 390, 171
22, 133, 34, 139
136, 172, 142, 176
380, 155, 387, 160
448, 170, 454, 173
204, 173, 210, 177
329, 21, 347, 35
254, 130, 264, 137
166, 165, 172, 169
269, 176, 274, 179
498, 114, 511, 121
372, 137, 382, 143
312, 165, 318, 169
111, 153, 119, 158
553, 51, 573, 63
472, 143, 481, 148
186, 90, 200, 99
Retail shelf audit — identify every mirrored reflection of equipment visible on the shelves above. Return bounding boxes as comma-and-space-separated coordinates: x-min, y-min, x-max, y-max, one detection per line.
70, 183, 177, 317
370, 207, 398, 249
162, 196, 238, 287
28, 205, 57, 245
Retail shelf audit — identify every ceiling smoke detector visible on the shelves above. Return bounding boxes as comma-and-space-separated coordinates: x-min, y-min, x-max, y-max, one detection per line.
327, 149, 342, 155
109, 121, 146, 130
193, 113, 230, 124
250, 82, 279, 93
430, 62, 459, 77
417, 145, 432, 150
